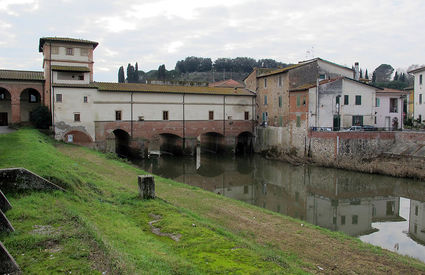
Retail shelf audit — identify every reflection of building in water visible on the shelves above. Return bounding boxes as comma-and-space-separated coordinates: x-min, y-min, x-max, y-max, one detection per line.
409, 200, 425, 244
306, 196, 401, 236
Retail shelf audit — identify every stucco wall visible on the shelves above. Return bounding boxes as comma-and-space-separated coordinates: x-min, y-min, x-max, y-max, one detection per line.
376, 93, 404, 129
413, 70, 425, 121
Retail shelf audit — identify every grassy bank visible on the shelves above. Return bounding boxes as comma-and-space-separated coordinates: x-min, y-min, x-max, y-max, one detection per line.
0, 129, 424, 274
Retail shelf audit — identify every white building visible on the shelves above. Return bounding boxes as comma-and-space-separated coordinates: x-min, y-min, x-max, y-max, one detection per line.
36, 37, 255, 155
408, 66, 425, 122
306, 77, 379, 130
375, 88, 407, 130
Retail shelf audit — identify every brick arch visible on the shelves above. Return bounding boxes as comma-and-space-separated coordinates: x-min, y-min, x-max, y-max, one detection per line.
0, 87, 12, 126
63, 129, 93, 145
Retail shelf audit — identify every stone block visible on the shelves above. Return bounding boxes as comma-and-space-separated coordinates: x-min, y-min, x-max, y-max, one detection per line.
0, 210, 14, 232
0, 241, 20, 274
0, 168, 65, 193
0, 190, 12, 213
138, 175, 155, 199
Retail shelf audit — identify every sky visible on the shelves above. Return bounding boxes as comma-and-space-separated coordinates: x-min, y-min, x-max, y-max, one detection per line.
0, 0, 424, 82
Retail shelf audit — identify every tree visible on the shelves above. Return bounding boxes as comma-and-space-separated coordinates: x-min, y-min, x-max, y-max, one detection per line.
372, 71, 376, 83
373, 64, 394, 82
30, 106, 51, 129
359, 69, 363, 79
393, 71, 399, 81
118, 66, 125, 83
158, 64, 166, 81
399, 72, 406, 82
199, 58, 212, 72
365, 69, 369, 79
127, 63, 136, 83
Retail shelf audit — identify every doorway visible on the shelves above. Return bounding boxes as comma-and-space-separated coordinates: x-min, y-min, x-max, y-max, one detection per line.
0, 113, 8, 126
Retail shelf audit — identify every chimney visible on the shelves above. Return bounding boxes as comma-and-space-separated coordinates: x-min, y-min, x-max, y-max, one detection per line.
354, 62, 360, 81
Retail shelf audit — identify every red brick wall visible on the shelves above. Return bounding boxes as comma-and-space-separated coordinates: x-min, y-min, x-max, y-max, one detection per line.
95, 120, 254, 141
0, 82, 45, 123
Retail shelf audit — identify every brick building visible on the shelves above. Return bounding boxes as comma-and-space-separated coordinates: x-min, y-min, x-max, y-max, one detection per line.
244, 58, 353, 127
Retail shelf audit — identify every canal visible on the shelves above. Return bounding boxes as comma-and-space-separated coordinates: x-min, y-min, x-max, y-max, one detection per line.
136, 153, 425, 262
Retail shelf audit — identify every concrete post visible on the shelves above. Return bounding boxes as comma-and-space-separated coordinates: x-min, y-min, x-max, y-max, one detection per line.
138, 175, 155, 199
0, 242, 20, 274
0, 210, 14, 232
0, 190, 12, 213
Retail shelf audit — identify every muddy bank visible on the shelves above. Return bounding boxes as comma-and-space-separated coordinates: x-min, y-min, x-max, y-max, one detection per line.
262, 148, 425, 181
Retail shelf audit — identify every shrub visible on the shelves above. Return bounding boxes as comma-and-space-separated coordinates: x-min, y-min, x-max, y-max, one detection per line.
30, 106, 51, 129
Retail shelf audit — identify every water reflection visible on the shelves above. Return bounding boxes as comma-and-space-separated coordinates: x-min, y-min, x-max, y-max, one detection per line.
136, 153, 425, 262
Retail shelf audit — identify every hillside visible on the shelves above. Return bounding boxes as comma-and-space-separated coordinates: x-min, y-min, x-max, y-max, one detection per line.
0, 129, 424, 274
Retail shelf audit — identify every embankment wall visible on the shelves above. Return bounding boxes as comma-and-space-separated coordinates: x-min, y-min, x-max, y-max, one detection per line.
254, 127, 425, 180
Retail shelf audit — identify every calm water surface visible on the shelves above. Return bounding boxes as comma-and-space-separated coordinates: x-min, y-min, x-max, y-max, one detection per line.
136, 153, 425, 262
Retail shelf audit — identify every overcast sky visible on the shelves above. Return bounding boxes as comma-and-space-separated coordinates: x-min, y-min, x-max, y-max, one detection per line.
0, 0, 423, 82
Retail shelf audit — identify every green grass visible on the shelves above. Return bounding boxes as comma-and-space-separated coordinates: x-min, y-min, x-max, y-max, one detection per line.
0, 129, 306, 274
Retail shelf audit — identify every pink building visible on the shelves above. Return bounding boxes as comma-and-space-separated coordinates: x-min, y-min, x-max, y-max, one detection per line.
375, 88, 408, 130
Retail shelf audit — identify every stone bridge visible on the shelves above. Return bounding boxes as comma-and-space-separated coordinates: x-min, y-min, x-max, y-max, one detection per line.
93, 119, 255, 157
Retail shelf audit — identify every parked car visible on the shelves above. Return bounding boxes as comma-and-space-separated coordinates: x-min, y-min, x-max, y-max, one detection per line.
345, 126, 362, 131
361, 125, 378, 131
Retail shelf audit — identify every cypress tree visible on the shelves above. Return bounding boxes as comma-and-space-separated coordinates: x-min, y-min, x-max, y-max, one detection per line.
365, 69, 369, 79
118, 66, 125, 83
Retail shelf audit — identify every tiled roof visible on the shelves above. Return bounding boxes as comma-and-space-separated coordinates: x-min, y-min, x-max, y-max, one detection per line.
52, 83, 97, 89
0, 69, 44, 81
209, 79, 244, 88
289, 77, 383, 92
257, 63, 307, 78
51, 65, 91, 72
378, 88, 408, 94
407, 66, 425, 74
95, 82, 254, 96
258, 58, 353, 78
39, 37, 99, 52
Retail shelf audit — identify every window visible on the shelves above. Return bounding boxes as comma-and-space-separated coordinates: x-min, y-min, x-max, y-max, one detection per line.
56, 94, 62, 102
355, 95, 361, 105
115, 110, 122, 121
80, 48, 89, 56
74, 113, 80, 122
296, 115, 301, 127
420, 94, 423, 104
51, 46, 59, 54
414, 224, 418, 234
302, 96, 306, 106
420, 74, 423, 85
0, 92, 4, 100
83, 96, 88, 103
374, 116, 377, 124
352, 115, 363, 126
341, 216, 346, 225
344, 95, 349, 105
78, 75, 84, 80
163, 111, 169, 120
336, 96, 340, 105
278, 75, 282, 87
333, 217, 337, 225
244, 111, 249, 120
66, 48, 73, 55
352, 215, 358, 225
264, 78, 267, 88
264, 95, 268, 105
278, 96, 282, 107
415, 206, 419, 216
29, 91, 38, 103
420, 115, 423, 122
389, 98, 398, 113
244, 185, 248, 194
319, 74, 326, 80
376, 98, 380, 107
278, 116, 283, 126
209, 111, 214, 120
296, 95, 300, 106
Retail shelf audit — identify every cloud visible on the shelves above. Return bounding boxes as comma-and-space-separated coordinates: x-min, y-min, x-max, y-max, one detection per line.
0, 0, 424, 81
